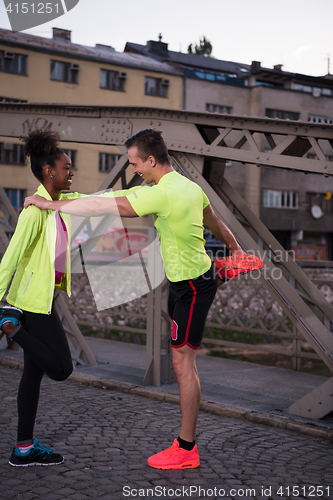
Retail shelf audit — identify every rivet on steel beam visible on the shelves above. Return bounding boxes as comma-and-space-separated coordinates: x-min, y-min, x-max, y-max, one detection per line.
257, 156, 260, 160
150, 121, 153, 126
324, 165, 328, 169
158, 122, 161, 126
105, 137, 108, 141
102, 123, 105, 128
101, 133, 104, 136
107, 119, 110, 124
58, 122, 61, 126
207, 148, 210, 152
185, 145, 188, 148
183, 159, 186, 163
266, 157, 270, 161
112, 119, 115, 123
106, 128, 109, 132
128, 125, 131, 129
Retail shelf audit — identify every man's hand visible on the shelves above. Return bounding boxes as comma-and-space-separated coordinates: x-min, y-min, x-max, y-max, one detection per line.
24, 195, 50, 210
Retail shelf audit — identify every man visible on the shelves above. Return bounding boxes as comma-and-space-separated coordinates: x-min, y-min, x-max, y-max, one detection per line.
24, 129, 241, 469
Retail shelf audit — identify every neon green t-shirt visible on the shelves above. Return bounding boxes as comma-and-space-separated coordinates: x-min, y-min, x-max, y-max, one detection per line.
126, 171, 211, 282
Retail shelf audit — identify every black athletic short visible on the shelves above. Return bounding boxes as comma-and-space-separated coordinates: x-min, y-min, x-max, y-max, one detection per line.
168, 263, 217, 349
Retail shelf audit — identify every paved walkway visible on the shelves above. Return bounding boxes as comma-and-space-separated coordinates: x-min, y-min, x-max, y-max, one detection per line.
0, 338, 333, 499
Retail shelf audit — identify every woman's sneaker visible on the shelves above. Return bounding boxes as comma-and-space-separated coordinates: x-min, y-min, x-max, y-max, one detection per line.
9, 438, 64, 467
0, 306, 23, 329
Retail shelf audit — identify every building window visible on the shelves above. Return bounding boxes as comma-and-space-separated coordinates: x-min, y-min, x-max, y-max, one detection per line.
185, 69, 245, 86
100, 70, 126, 91
307, 192, 333, 213
63, 149, 77, 169
0, 143, 25, 165
99, 153, 121, 172
206, 103, 232, 114
4, 188, 26, 212
308, 114, 333, 124
144, 77, 168, 97
307, 153, 333, 162
292, 83, 332, 96
50, 60, 78, 83
0, 51, 27, 75
0, 97, 27, 103
263, 189, 298, 209
266, 109, 299, 121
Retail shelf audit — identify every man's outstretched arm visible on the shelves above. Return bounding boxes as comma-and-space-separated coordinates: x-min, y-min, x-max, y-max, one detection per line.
203, 204, 241, 254
24, 194, 138, 218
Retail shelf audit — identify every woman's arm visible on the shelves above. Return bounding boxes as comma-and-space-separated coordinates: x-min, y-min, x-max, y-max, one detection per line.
203, 204, 241, 255
24, 194, 138, 218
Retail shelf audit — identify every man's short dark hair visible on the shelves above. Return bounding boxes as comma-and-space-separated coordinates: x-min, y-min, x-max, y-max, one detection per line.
125, 129, 170, 165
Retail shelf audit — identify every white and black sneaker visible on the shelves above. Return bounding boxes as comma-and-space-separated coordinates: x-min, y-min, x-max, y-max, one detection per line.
9, 438, 64, 467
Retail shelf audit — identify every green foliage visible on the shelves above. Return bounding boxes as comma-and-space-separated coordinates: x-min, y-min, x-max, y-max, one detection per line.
188, 36, 212, 56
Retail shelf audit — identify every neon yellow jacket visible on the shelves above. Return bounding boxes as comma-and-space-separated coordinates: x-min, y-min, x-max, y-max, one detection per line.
0, 184, 86, 314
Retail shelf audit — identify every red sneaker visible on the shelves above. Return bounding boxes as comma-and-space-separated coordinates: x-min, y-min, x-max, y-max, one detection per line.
214, 253, 263, 280
147, 439, 200, 470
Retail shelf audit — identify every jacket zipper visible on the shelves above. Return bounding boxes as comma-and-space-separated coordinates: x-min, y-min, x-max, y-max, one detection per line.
23, 272, 33, 296
48, 213, 56, 314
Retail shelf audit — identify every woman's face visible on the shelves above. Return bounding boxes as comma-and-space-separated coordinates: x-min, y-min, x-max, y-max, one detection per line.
47, 153, 74, 190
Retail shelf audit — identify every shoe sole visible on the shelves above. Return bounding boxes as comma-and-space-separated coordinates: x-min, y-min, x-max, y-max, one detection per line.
8, 458, 64, 467
148, 459, 200, 469
215, 255, 263, 279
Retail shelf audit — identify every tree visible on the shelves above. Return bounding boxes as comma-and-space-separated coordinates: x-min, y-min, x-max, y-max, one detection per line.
188, 36, 212, 57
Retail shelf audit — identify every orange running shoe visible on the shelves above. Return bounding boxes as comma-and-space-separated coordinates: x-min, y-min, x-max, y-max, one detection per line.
214, 253, 263, 280
147, 439, 200, 470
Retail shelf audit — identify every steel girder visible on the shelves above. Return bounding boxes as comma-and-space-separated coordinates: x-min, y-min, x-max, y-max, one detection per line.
1, 103, 333, 413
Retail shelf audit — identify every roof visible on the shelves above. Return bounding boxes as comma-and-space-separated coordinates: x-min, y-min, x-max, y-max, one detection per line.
125, 42, 250, 77
0, 29, 182, 75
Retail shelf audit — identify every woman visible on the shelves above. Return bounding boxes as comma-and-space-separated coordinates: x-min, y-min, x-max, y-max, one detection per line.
0, 129, 85, 467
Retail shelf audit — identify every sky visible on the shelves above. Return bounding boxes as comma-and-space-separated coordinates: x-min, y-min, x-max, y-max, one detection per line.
0, 0, 332, 77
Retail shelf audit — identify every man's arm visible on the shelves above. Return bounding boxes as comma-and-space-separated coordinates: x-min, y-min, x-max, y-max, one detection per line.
24, 194, 138, 218
203, 204, 241, 254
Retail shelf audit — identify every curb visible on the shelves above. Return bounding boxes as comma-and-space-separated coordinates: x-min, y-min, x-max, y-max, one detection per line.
1, 354, 332, 441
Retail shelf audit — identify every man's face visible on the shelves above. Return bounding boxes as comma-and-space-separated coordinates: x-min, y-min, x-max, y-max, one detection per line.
128, 146, 155, 184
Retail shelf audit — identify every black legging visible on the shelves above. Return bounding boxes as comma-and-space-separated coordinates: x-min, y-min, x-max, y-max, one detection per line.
12, 306, 73, 443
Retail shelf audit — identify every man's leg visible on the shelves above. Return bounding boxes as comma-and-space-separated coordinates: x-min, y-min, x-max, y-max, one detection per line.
172, 344, 200, 442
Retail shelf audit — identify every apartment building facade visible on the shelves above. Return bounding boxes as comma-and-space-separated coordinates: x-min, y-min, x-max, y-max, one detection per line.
0, 28, 183, 199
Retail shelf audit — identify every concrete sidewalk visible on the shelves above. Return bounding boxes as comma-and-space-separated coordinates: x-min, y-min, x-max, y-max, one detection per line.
1, 335, 332, 439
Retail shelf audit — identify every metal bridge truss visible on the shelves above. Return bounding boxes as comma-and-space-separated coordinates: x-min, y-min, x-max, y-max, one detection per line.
0, 103, 333, 418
